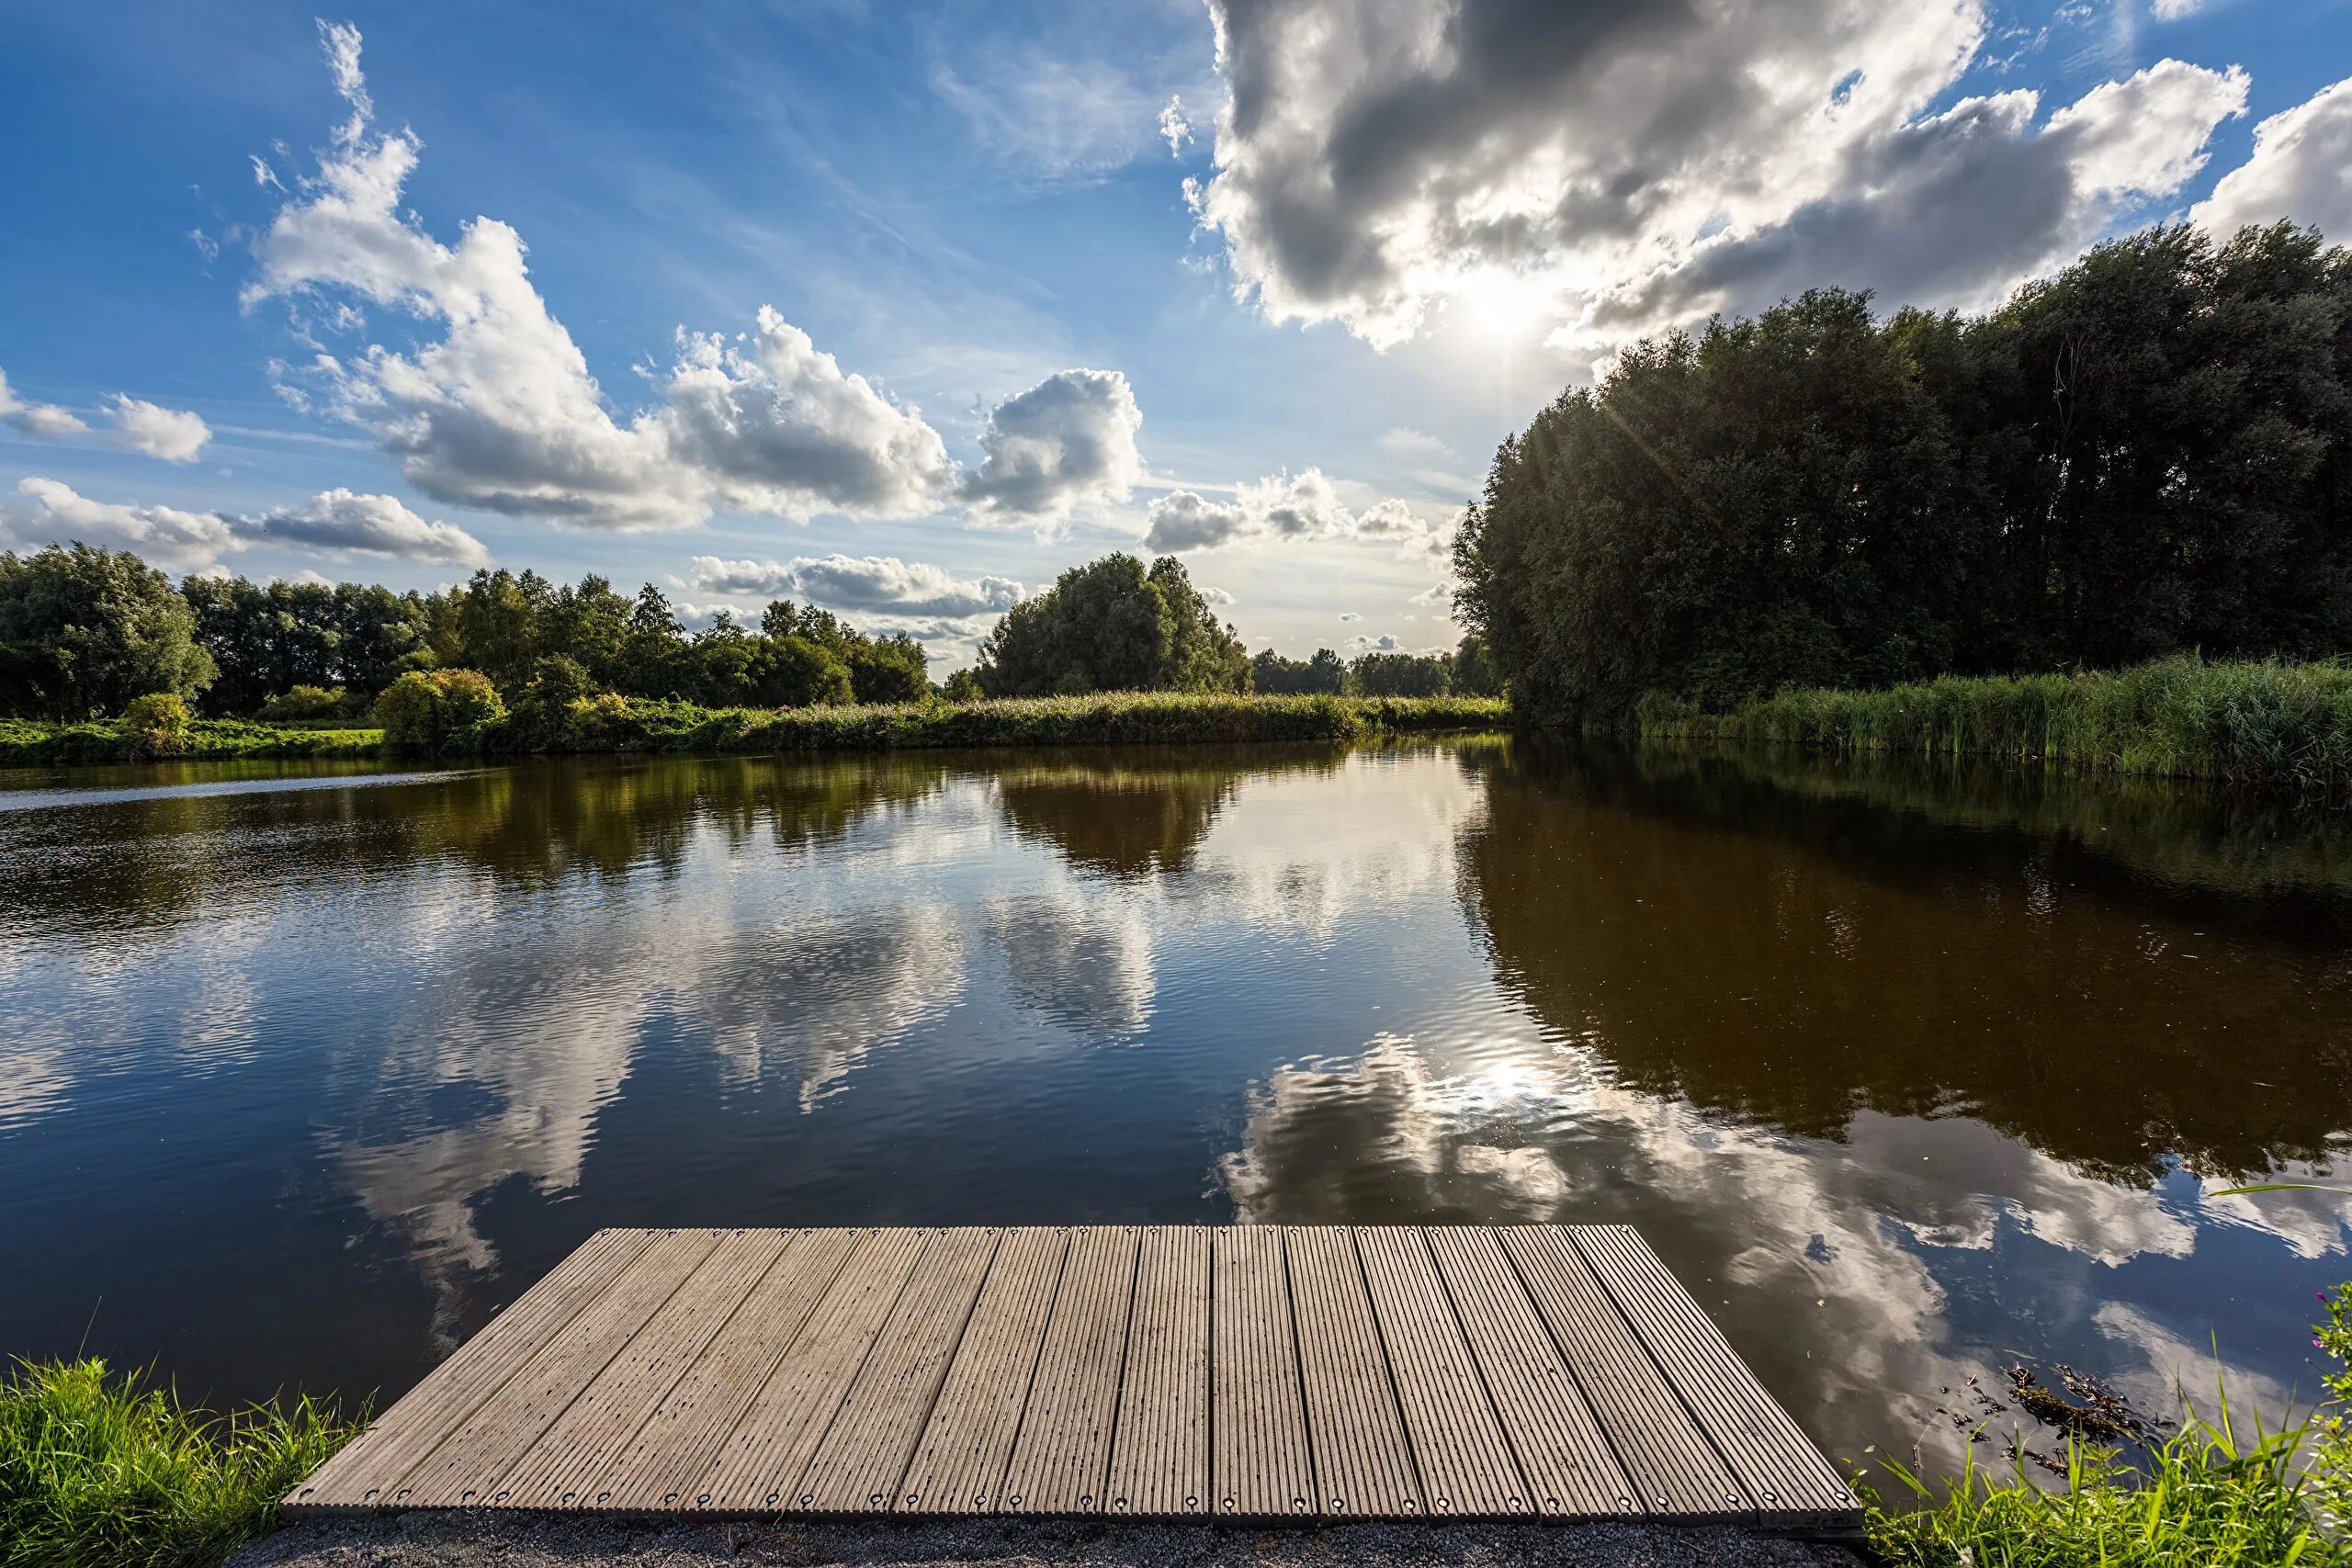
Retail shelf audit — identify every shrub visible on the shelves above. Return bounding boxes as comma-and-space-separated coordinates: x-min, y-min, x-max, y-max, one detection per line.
119, 692, 194, 757
0, 1357, 356, 1568
374, 668, 504, 753
255, 685, 348, 722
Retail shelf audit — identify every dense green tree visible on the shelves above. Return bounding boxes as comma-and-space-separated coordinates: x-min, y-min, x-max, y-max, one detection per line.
1457, 222, 2352, 722
1453, 634, 1503, 696
453, 568, 548, 692
0, 545, 216, 718
757, 635, 856, 706
183, 575, 430, 712
1351, 650, 1453, 696
1252, 647, 1347, 694
847, 633, 928, 705
975, 553, 1248, 697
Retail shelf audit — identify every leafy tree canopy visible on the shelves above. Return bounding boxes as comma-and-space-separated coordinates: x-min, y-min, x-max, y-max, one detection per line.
1456, 222, 2352, 722
975, 553, 1249, 697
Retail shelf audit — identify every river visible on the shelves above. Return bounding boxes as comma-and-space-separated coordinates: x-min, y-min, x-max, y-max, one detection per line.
2, 738, 2346, 1478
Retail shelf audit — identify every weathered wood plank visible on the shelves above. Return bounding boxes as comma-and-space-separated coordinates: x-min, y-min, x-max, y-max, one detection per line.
796, 1227, 1000, 1513
898, 1227, 1069, 1513
1572, 1226, 1855, 1526
288, 1224, 1856, 1534
289, 1229, 654, 1511
1284, 1226, 1420, 1518
700, 1227, 929, 1512
1498, 1226, 1750, 1521
494, 1230, 790, 1509
1104, 1226, 1208, 1517
605, 1227, 860, 1512
1426, 1225, 1635, 1518
1002, 1225, 1137, 1515
396, 1230, 723, 1507
1209, 1224, 1315, 1517
1355, 1227, 1526, 1517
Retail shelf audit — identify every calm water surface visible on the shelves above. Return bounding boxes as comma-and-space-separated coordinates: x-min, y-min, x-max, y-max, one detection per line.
4, 739, 2349, 1475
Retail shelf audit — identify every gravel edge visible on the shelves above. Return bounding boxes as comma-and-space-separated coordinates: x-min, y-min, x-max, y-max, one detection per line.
229, 1514, 1868, 1568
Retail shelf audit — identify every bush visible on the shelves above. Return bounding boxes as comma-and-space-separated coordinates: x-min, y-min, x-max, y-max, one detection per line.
0, 1357, 356, 1568
119, 692, 194, 757
255, 685, 348, 722
374, 668, 504, 754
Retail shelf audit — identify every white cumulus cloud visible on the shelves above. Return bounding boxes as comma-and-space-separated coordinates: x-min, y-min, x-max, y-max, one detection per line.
2192, 77, 2352, 242
688, 554, 1023, 621
242, 488, 490, 565
959, 368, 1145, 529
1195, 0, 2249, 354
4, 477, 488, 571
246, 22, 960, 532
0, 374, 210, 461
105, 396, 212, 463
6, 477, 239, 572
1143, 467, 1432, 552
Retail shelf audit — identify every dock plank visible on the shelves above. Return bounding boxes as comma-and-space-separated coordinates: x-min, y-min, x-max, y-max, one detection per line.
1209, 1224, 1314, 1518
290, 1229, 654, 1511
1001, 1225, 1137, 1514
1426, 1226, 1634, 1518
1355, 1227, 1526, 1518
1498, 1226, 1750, 1521
285, 1224, 1856, 1537
701, 1228, 929, 1512
796, 1227, 1001, 1513
899, 1227, 1069, 1513
397, 1230, 723, 1507
605, 1227, 859, 1512
1285, 1226, 1420, 1517
1105, 1226, 1208, 1517
1572, 1227, 1854, 1527
495, 1230, 790, 1509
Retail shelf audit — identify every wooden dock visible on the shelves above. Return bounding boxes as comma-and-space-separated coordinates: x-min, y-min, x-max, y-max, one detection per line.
286, 1225, 1859, 1533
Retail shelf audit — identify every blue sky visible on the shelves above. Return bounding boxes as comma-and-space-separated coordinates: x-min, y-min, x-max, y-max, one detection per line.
4, 0, 2348, 668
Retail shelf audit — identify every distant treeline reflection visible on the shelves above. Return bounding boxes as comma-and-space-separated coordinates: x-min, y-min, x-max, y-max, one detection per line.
1458, 740, 2352, 1183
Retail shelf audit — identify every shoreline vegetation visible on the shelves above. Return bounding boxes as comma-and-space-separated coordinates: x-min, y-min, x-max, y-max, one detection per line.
0, 692, 1509, 768
1630, 656, 2352, 799
0, 1358, 356, 1568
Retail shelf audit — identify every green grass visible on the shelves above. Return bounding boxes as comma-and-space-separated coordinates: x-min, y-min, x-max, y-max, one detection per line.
1634, 655, 2352, 797
0, 1358, 358, 1568
468, 689, 1510, 756
0, 692, 1508, 766
1864, 1408, 2334, 1566
0, 718, 381, 766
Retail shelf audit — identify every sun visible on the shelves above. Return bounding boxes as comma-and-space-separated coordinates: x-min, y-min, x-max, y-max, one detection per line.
1442, 264, 1563, 347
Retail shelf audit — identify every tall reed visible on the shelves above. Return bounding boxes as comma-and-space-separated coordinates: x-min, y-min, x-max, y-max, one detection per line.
1634, 655, 2352, 796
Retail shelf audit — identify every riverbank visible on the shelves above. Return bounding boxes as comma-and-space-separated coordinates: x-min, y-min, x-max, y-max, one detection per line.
1632, 656, 2352, 797
0, 693, 1507, 767
0, 716, 380, 767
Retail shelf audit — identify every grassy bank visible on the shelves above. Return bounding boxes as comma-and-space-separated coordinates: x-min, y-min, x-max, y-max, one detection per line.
1864, 1412, 2329, 1566
0, 718, 379, 767
1634, 655, 2352, 796
1, 692, 1508, 767
476, 690, 1507, 756
0, 1359, 356, 1568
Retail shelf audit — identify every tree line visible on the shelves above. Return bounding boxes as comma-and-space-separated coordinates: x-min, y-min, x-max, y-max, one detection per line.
0, 541, 1493, 722
1455, 222, 2352, 722
969, 550, 1497, 700
0, 549, 928, 720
